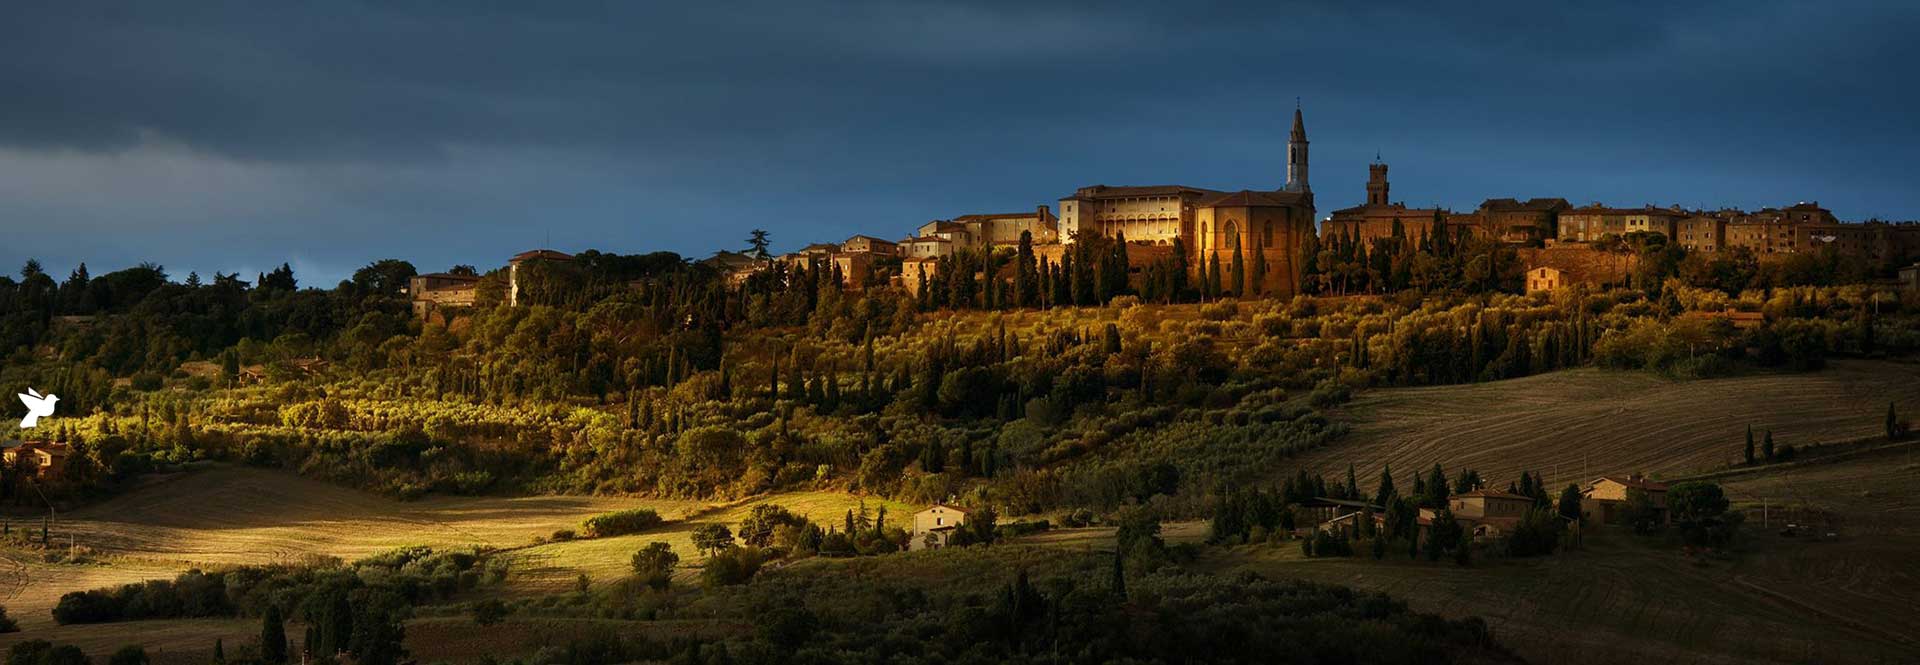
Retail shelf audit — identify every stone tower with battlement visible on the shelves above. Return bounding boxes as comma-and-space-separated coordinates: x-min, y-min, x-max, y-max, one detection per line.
1366, 160, 1389, 206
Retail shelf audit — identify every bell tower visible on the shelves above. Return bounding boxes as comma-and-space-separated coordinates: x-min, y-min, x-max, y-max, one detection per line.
1284, 101, 1309, 193
1366, 156, 1389, 206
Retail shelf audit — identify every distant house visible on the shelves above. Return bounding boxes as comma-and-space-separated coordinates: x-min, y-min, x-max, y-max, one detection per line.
1525, 266, 1565, 293
1448, 489, 1536, 538
1901, 262, 1919, 292
1, 440, 71, 480
701, 251, 764, 286
1580, 474, 1669, 525
911, 504, 971, 551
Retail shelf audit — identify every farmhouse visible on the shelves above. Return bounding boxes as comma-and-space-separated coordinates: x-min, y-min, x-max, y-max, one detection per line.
911, 503, 970, 551
407, 272, 479, 320
1297, 497, 1381, 531
1581, 474, 1669, 525
1448, 489, 1536, 537
1, 440, 71, 480
1525, 266, 1565, 293
1901, 262, 1919, 291
508, 248, 574, 307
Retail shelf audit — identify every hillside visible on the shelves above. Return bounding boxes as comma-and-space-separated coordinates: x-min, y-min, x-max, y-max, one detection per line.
1285, 359, 1920, 489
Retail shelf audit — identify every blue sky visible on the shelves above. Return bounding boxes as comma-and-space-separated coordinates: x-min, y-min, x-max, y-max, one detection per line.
2, 1, 1917, 285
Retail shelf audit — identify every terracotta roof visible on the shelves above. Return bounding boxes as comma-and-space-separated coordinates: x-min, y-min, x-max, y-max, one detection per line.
1456, 489, 1534, 501
951, 212, 1044, 222
1197, 190, 1310, 208
1062, 184, 1226, 201
510, 249, 574, 263
416, 272, 479, 282
1594, 476, 1669, 492
800, 243, 841, 253
843, 235, 896, 245
1480, 197, 1570, 212
905, 236, 952, 244
922, 503, 972, 514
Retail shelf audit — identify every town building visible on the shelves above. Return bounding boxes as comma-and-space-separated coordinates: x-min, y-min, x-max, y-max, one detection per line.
1556, 205, 1688, 243
944, 207, 1060, 247
1675, 216, 1726, 252
901, 236, 954, 260
407, 272, 479, 319
1580, 474, 1669, 525
1055, 107, 1317, 297
841, 235, 899, 256
508, 249, 574, 307
1901, 262, 1920, 291
899, 257, 941, 296
912, 503, 970, 550
1470, 197, 1570, 244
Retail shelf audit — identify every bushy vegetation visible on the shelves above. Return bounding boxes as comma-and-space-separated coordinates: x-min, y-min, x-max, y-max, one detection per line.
51, 546, 498, 625
580, 508, 665, 537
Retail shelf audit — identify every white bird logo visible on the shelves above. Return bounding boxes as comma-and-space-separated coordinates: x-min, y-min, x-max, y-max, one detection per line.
17, 387, 58, 429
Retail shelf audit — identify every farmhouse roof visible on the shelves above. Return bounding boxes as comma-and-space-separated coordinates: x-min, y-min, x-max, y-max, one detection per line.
1302, 497, 1383, 511
416, 272, 480, 282
1456, 489, 1534, 501
922, 503, 972, 515
1594, 475, 1669, 492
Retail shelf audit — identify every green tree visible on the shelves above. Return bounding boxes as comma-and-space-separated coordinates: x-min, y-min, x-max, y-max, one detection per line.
1373, 464, 1397, 507
470, 599, 509, 626
691, 524, 735, 557
1762, 429, 1775, 461
106, 646, 147, 665
1557, 484, 1582, 522
260, 604, 288, 663
1744, 425, 1755, 465
631, 542, 680, 590
746, 229, 772, 260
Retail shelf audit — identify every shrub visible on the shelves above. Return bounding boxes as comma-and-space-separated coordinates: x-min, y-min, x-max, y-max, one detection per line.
580, 509, 664, 538
0, 606, 15, 633
701, 546, 764, 588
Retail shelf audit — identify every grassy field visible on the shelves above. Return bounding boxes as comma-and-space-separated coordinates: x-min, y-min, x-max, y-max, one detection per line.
1289, 359, 1920, 490
0, 466, 910, 659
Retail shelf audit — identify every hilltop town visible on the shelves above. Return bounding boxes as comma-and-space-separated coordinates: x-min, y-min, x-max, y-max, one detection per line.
406, 106, 1920, 319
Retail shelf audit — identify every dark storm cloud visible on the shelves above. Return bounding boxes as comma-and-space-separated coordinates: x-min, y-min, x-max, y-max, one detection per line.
0, 1, 1916, 283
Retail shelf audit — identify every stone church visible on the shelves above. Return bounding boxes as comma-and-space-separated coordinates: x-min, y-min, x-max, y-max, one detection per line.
1055, 106, 1319, 296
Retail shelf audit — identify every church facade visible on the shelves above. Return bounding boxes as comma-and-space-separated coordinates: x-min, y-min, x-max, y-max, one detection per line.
1055, 107, 1319, 296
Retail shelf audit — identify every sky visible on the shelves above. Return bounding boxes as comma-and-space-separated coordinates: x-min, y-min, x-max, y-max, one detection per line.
2, 1, 1918, 286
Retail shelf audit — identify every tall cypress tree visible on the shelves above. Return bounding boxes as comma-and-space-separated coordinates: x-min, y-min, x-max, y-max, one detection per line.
1229, 237, 1245, 296
1015, 231, 1038, 307
1207, 251, 1223, 299
261, 604, 288, 664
